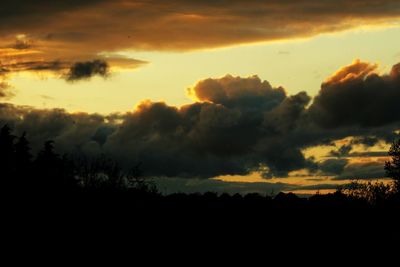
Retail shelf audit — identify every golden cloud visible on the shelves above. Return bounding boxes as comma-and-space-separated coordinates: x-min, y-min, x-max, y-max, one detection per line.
1, 1, 400, 62
324, 59, 378, 84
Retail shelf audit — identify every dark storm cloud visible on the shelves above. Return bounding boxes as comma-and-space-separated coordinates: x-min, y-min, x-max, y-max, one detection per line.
0, 74, 316, 178
263, 92, 311, 134
319, 159, 349, 175
351, 136, 380, 147
1, 60, 400, 179
309, 60, 400, 128
103, 101, 255, 178
332, 160, 387, 180
329, 144, 352, 158
104, 75, 317, 178
65, 60, 109, 81
188, 75, 286, 111
0, 103, 119, 155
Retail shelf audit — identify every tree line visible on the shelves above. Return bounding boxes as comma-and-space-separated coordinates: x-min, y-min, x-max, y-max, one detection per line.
1, 124, 400, 208
0, 124, 158, 196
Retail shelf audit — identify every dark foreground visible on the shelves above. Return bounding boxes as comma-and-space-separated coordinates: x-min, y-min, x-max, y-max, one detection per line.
2, 125, 400, 253
4, 189, 400, 254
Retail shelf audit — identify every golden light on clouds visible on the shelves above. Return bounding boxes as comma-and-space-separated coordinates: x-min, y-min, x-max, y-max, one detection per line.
2, 1, 400, 72
324, 59, 378, 84
1, 0, 400, 193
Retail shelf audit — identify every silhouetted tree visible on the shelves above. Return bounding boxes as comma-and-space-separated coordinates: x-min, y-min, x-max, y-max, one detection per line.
385, 139, 400, 192
341, 181, 394, 205
14, 132, 32, 186
74, 155, 126, 191
126, 163, 158, 195
0, 125, 16, 183
34, 140, 68, 191
59, 154, 79, 191
34, 141, 78, 192
15, 132, 31, 165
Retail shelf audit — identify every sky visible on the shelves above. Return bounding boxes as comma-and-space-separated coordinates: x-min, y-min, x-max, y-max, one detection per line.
1, 0, 400, 195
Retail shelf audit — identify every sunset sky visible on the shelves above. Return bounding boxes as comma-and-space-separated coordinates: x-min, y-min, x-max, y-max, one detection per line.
1, 0, 400, 195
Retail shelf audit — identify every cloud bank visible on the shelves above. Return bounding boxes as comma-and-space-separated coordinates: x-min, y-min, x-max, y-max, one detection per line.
1, 60, 399, 181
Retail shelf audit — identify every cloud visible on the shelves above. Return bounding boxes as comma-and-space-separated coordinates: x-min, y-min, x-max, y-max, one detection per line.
0, 56, 146, 86
319, 159, 349, 175
0, 74, 316, 178
329, 144, 352, 158
188, 75, 286, 111
2, 0, 400, 52
346, 151, 388, 158
0, 103, 120, 155
0, 67, 14, 99
0, 81, 14, 99
12, 38, 31, 50
103, 75, 318, 178
324, 60, 378, 84
333, 160, 387, 180
0, 60, 68, 73
0, 0, 399, 84
1, 1, 399, 86
309, 59, 400, 128
0, 51, 146, 74
1, 60, 399, 180
65, 60, 109, 81
351, 136, 380, 147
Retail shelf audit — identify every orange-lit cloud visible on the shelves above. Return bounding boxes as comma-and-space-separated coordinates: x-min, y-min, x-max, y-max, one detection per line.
187, 74, 286, 109
3, 1, 400, 51
309, 60, 400, 128
1, 1, 400, 72
324, 59, 378, 84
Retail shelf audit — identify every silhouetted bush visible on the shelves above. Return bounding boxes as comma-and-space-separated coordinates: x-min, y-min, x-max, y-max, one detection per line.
339, 181, 395, 206
385, 139, 400, 191
0, 125, 16, 185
